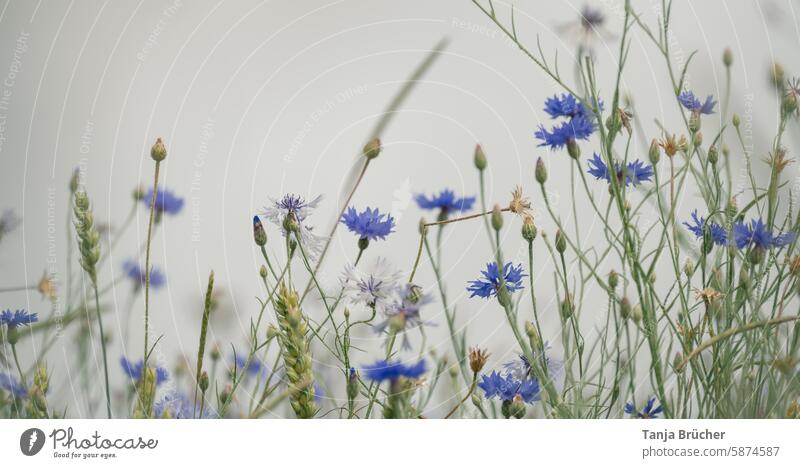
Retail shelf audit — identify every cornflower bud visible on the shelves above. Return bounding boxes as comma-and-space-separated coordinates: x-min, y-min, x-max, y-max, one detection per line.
362, 137, 382, 160
150, 137, 167, 162
491, 204, 503, 231
535, 157, 547, 184
474, 144, 487, 171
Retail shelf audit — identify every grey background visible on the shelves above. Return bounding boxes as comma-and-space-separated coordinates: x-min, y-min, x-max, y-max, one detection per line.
0, 0, 798, 417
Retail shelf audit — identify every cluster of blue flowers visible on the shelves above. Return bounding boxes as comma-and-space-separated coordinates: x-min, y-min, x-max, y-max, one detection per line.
478, 370, 541, 404
0, 309, 38, 328
467, 261, 527, 299
120, 357, 169, 386
535, 93, 600, 150
684, 212, 796, 250
122, 259, 165, 290
586, 153, 654, 187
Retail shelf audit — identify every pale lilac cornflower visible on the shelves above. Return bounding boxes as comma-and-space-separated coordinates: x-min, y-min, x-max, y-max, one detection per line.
373, 284, 435, 349
262, 193, 326, 259
341, 257, 403, 312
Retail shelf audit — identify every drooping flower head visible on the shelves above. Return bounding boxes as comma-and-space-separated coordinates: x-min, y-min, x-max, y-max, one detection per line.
122, 259, 165, 290
587, 153, 653, 186
143, 188, 184, 216
0, 372, 27, 398
262, 194, 325, 258
478, 371, 541, 404
340, 206, 395, 242
683, 210, 728, 246
0, 309, 38, 328
415, 189, 475, 215
120, 357, 169, 386
342, 257, 403, 312
624, 397, 663, 418
732, 218, 796, 250
678, 90, 716, 115
363, 359, 426, 383
467, 262, 526, 299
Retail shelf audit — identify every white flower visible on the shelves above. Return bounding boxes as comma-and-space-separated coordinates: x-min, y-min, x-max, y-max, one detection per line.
341, 257, 403, 312
261, 194, 325, 259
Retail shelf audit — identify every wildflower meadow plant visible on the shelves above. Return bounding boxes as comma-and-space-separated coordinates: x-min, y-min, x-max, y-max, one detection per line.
4, 2, 800, 424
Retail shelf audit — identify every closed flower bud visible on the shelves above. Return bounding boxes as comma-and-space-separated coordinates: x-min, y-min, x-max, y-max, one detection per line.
491, 204, 503, 231
684, 258, 694, 277
739, 265, 752, 295
560, 294, 574, 318
673, 352, 684, 373
722, 144, 730, 158
708, 145, 718, 164
632, 304, 643, 324
782, 93, 797, 115
723, 48, 733, 67
418, 217, 427, 235
689, 112, 701, 133
567, 139, 581, 160
253, 216, 267, 246
732, 113, 740, 128
749, 245, 765, 265
648, 139, 660, 165
259, 265, 267, 279
648, 271, 656, 285
608, 270, 619, 289
521, 216, 537, 242
150, 137, 167, 162
474, 144, 487, 170
770, 63, 785, 89
535, 157, 547, 184
210, 345, 221, 362
347, 368, 359, 400
133, 185, 145, 201
199, 371, 209, 392
620, 297, 631, 319
283, 212, 300, 233
555, 229, 566, 253
362, 137, 382, 160
509, 395, 527, 419
726, 197, 737, 219
693, 131, 703, 147
525, 321, 542, 350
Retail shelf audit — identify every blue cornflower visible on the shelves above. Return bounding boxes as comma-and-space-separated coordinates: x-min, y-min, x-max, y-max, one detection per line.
0, 372, 27, 398
467, 262, 526, 299
0, 309, 38, 328
340, 206, 395, 241
683, 210, 728, 246
363, 359, 426, 382
624, 397, 663, 418
143, 188, 184, 216
587, 153, 654, 186
732, 218, 797, 250
543, 93, 591, 119
120, 357, 169, 386
478, 371, 541, 404
232, 355, 263, 377
415, 189, 475, 214
535, 115, 596, 149
122, 259, 165, 289
678, 90, 716, 115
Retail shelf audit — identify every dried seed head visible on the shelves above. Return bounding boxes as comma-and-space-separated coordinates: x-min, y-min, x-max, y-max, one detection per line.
469, 347, 490, 373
